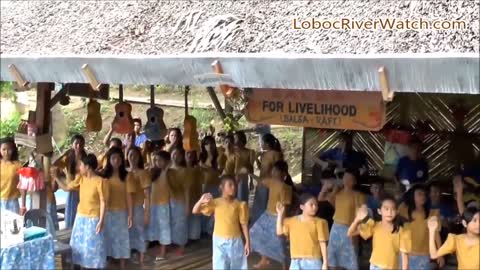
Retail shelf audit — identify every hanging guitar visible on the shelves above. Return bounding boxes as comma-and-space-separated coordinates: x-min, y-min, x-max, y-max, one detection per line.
145, 85, 167, 141
182, 86, 200, 151
112, 84, 134, 134
85, 86, 102, 132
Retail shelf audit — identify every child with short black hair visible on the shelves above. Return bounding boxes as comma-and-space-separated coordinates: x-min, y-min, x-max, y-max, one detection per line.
192, 175, 250, 270
277, 193, 329, 270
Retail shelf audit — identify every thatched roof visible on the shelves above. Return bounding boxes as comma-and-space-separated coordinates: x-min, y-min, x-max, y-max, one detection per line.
1, 0, 478, 55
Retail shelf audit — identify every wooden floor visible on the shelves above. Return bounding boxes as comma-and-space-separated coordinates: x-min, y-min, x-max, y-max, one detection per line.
55, 230, 283, 270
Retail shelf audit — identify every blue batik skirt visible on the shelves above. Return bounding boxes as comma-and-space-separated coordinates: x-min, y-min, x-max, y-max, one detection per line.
70, 215, 106, 269
189, 214, 202, 240
105, 210, 130, 259
250, 185, 269, 225
402, 254, 433, 270
65, 190, 79, 228
212, 235, 248, 270
169, 199, 188, 246
146, 204, 171, 245
290, 258, 323, 270
0, 199, 19, 214
327, 222, 358, 270
129, 205, 146, 253
250, 212, 286, 263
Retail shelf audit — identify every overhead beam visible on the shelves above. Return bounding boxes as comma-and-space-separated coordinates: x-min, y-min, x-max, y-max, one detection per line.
0, 53, 478, 94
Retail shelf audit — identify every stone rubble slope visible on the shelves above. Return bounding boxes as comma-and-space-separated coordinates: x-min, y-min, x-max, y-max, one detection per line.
1, 0, 478, 55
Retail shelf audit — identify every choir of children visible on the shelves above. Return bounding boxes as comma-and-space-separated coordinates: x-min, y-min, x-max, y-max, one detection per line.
2, 125, 479, 270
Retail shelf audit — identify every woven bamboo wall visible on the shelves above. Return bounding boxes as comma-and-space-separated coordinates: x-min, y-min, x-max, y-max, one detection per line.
302, 93, 480, 184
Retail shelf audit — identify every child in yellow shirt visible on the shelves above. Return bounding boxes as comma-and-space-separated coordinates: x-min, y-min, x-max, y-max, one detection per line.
276, 193, 329, 270
249, 160, 293, 269
428, 207, 479, 270
192, 175, 250, 270
251, 133, 284, 224
0, 138, 22, 213
146, 150, 171, 260
347, 195, 411, 270
54, 154, 108, 269
99, 147, 131, 269
320, 168, 366, 270
126, 146, 151, 265
167, 147, 190, 256
398, 184, 443, 269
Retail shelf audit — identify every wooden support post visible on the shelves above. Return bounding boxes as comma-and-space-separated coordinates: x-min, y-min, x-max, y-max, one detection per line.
206, 87, 227, 120
31, 83, 53, 216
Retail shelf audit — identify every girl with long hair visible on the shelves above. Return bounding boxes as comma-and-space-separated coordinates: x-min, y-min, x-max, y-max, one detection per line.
52, 134, 86, 228
101, 147, 131, 269
0, 137, 22, 213
126, 146, 151, 265
320, 168, 366, 270
398, 184, 443, 269
186, 149, 203, 241
199, 136, 221, 235
249, 160, 293, 269
165, 128, 183, 153
167, 147, 190, 256
54, 154, 108, 269
347, 196, 411, 270
251, 133, 284, 224
147, 150, 172, 261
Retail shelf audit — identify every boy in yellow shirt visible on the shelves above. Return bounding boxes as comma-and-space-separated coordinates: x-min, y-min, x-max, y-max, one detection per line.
193, 175, 250, 270
276, 193, 329, 270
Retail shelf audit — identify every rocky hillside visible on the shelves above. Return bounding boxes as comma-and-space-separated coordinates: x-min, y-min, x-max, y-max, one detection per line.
1, 0, 478, 55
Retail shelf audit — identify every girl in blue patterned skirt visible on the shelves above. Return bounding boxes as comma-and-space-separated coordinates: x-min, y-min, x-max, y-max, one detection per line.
100, 147, 131, 269
54, 154, 108, 269
147, 151, 172, 261
126, 146, 151, 265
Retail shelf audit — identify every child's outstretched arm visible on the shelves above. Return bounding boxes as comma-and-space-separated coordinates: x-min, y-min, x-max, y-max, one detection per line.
400, 252, 409, 270
192, 193, 212, 215
347, 205, 369, 237
275, 202, 285, 236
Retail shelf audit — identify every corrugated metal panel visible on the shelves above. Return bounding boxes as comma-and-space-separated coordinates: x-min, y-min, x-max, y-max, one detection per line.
302, 93, 480, 183
1, 53, 479, 94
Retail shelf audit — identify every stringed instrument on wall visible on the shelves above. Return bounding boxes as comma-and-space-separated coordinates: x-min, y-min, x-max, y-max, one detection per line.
85, 87, 102, 132
183, 86, 200, 151
112, 84, 134, 134
145, 85, 167, 141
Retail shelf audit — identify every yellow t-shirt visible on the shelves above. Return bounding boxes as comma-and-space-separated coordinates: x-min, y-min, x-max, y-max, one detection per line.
283, 216, 329, 259
437, 233, 479, 270
399, 204, 440, 255
0, 160, 22, 200
200, 197, 248, 238
359, 219, 412, 270
126, 170, 151, 206
264, 179, 292, 215
67, 175, 108, 218
166, 167, 189, 202
259, 151, 282, 179
202, 166, 221, 188
106, 175, 127, 211
151, 171, 170, 205
333, 189, 366, 225
233, 148, 256, 174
